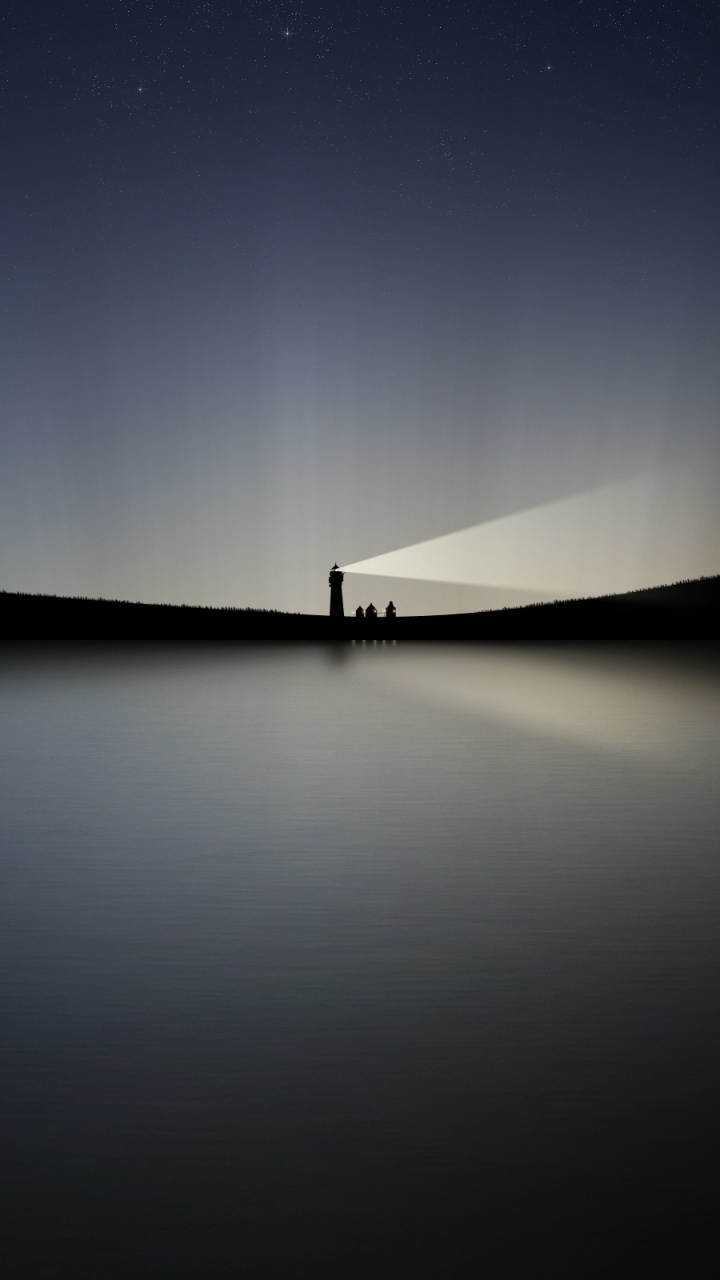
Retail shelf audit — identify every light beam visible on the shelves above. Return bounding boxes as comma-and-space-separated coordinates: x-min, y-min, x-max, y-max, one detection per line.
343, 470, 719, 599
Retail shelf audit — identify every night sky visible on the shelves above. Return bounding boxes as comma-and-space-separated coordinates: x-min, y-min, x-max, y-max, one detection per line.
2, 1, 718, 615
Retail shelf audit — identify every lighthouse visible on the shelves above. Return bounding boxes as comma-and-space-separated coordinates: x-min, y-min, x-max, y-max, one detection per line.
329, 563, 345, 619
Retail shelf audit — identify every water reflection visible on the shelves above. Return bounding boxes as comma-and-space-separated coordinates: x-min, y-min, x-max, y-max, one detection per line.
353, 644, 720, 759
0, 643, 718, 1275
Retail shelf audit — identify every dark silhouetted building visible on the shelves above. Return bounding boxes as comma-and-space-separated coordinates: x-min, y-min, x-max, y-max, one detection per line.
355, 605, 365, 619
386, 601, 396, 619
366, 603, 378, 620
329, 564, 345, 619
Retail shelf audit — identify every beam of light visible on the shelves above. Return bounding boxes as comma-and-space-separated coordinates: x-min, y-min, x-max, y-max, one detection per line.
343, 469, 719, 598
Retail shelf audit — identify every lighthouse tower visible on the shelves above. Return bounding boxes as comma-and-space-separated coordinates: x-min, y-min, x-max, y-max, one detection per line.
329, 563, 345, 619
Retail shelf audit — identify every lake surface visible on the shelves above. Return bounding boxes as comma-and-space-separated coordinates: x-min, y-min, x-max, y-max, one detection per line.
1, 643, 719, 1277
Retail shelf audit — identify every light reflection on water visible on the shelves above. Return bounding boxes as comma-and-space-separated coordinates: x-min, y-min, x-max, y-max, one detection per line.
0, 644, 718, 1276
353, 642, 720, 758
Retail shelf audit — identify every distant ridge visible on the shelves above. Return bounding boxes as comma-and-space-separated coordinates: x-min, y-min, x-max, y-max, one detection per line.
385, 575, 720, 644
0, 591, 324, 643
2, 576, 719, 644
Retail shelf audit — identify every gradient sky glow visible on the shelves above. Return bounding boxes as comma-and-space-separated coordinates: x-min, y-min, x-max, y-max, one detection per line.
1, 2, 719, 614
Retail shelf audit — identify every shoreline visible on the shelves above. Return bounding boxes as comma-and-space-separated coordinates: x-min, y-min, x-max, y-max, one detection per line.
2, 576, 719, 646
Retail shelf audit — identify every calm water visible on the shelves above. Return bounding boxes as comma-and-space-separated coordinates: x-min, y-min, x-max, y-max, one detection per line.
1, 643, 719, 1277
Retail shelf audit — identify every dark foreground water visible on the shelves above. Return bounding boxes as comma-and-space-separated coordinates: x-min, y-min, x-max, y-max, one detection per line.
1, 643, 719, 1278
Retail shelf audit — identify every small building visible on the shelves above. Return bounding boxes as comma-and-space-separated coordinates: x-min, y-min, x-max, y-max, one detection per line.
365, 603, 378, 620
386, 601, 396, 619
355, 605, 365, 619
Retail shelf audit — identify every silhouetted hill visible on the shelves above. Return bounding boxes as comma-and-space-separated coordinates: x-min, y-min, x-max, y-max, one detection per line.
0, 592, 328, 643
2, 576, 719, 644
388, 575, 720, 644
